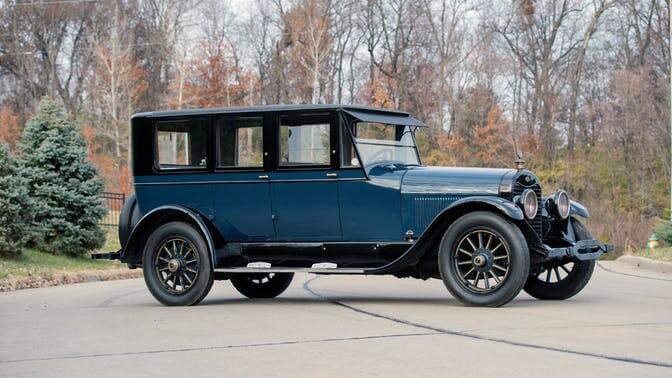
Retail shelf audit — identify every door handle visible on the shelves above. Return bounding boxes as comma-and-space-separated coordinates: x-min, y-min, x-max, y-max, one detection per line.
326, 173, 338, 178
258, 175, 269, 180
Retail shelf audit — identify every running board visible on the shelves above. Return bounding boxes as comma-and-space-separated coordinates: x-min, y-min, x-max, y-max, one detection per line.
214, 267, 368, 274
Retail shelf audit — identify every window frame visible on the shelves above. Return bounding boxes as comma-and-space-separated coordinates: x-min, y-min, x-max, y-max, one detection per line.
273, 111, 338, 171
338, 112, 366, 171
214, 114, 266, 172
153, 117, 210, 174
340, 114, 423, 170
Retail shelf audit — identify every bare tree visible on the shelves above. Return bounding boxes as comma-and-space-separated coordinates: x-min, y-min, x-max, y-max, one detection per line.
567, 0, 615, 154
494, 0, 583, 160
0, 1, 95, 115
88, 0, 146, 169
422, 0, 473, 136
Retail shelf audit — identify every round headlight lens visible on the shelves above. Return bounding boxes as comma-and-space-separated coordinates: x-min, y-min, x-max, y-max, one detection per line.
554, 190, 570, 219
520, 189, 538, 219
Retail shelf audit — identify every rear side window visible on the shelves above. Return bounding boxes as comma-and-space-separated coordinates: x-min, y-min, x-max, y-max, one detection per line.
156, 119, 208, 170
217, 116, 264, 168
279, 117, 330, 166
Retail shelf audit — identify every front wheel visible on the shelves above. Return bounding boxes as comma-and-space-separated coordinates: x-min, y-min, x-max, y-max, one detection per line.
230, 273, 294, 298
438, 211, 530, 307
523, 218, 595, 300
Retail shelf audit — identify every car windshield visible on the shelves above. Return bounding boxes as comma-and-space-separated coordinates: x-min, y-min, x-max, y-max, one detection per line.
351, 122, 420, 167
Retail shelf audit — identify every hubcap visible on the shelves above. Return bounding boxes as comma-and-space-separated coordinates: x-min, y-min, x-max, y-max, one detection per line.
453, 229, 511, 293
155, 238, 200, 294
473, 255, 486, 267
168, 259, 180, 273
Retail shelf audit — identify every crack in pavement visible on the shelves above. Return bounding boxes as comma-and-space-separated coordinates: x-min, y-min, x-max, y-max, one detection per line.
460, 321, 672, 333
597, 262, 672, 282
0, 332, 437, 365
4, 261, 669, 367
97, 289, 147, 307
302, 277, 672, 369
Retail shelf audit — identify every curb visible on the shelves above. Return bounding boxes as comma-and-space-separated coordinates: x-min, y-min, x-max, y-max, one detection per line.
616, 256, 672, 275
0, 269, 143, 292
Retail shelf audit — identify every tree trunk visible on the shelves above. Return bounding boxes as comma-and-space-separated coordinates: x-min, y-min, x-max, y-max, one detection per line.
568, 1, 613, 156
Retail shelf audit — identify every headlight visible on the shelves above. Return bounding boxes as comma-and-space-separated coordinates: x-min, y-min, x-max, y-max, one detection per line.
551, 190, 570, 220
517, 189, 538, 219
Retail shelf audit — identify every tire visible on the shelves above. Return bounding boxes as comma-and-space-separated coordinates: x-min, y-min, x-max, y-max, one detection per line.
230, 273, 294, 298
438, 211, 530, 307
143, 222, 214, 306
523, 218, 595, 300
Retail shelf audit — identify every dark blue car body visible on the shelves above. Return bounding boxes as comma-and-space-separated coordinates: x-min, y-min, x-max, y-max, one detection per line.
98, 104, 611, 306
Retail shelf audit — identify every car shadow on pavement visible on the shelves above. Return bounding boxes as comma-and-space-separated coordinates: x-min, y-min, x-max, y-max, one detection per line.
197, 296, 541, 308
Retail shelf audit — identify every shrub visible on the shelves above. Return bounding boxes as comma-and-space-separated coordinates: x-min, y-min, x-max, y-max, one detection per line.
654, 219, 672, 246
19, 99, 107, 256
0, 143, 33, 258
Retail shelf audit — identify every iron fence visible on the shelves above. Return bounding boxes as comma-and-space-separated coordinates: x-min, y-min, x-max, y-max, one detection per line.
100, 192, 126, 227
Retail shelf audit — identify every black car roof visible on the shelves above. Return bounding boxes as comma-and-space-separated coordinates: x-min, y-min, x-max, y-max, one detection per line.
132, 104, 411, 119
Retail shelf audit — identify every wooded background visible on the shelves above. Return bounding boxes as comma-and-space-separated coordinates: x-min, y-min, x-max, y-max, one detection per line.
0, 0, 669, 253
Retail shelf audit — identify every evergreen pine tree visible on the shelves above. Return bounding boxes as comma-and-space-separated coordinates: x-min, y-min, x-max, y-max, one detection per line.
0, 143, 33, 258
19, 99, 107, 256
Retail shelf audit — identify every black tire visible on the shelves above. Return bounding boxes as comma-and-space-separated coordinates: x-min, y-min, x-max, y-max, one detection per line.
438, 211, 530, 307
143, 222, 214, 306
523, 218, 595, 300
230, 273, 294, 298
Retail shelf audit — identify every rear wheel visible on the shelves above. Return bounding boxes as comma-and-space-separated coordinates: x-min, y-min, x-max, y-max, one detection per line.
438, 211, 529, 307
230, 273, 294, 298
143, 222, 214, 306
523, 218, 595, 300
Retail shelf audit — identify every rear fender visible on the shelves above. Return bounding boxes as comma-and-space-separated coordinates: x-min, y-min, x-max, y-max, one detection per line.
121, 205, 217, 269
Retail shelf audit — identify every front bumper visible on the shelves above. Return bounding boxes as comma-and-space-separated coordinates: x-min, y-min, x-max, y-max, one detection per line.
545, 239, 613, 261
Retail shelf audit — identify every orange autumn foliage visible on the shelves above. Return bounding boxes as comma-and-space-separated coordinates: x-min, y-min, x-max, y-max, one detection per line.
0, 105, 22, 150
438, 106, 516, 167
181, 53, 255, 108
358, 73, 394, 109
83, 124, 130, 193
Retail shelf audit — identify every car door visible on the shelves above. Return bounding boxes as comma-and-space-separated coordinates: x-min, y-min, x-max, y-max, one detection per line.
333, 113, 411, 267
269, 111, 342, 241
211, 114, 275, 241
336, 115, 405, 243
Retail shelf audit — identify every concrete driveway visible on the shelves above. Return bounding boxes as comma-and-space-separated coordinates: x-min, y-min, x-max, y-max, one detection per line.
0, 261, 671, 377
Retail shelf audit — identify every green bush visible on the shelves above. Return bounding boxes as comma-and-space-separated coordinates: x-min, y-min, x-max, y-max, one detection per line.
18, 99, 107, 256
654, 219, 672, 246
0, 143, 33, 258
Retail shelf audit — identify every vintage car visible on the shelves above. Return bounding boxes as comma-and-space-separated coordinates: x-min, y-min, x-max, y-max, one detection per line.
93, 104, 612, 307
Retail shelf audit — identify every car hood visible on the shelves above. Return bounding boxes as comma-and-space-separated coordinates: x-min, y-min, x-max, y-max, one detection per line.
400, 166, 514, 195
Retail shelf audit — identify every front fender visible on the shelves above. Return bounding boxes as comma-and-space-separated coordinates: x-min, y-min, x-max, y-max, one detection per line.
570, 200, 590, 218
121, 205, 216, 269
446, 196, 525, 221
370, 196, 523, 274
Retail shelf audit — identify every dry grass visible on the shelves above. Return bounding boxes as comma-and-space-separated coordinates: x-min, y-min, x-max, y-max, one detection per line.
581, 198, 654, 259
0, 227, 137, 292
633, 247, 672, 262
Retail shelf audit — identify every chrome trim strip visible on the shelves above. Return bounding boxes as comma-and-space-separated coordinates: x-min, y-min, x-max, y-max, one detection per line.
215, 267, 367, 274
135, 178, 368, 185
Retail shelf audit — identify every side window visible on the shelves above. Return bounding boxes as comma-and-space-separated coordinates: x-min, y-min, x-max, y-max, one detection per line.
156, 119, 207, 170
217, 116, 264, 168
340, 122, 359, 167
279, 116, 330, 166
